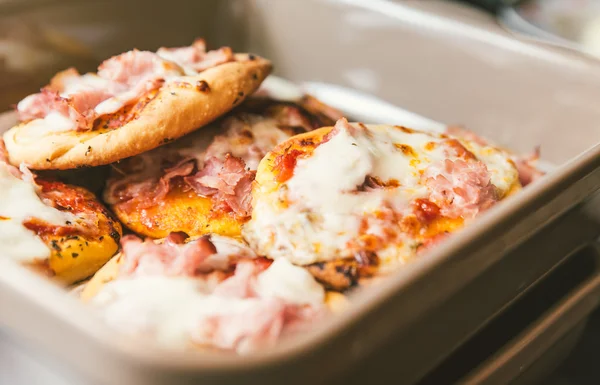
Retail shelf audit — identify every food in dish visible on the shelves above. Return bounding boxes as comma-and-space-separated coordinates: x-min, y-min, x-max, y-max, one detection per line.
0, 141, 121, 284
243, 119, 527, 290
80, 232, 343, 353
0, 36, 544, 352
3, 39, 271, 170
103, 96, 342, 239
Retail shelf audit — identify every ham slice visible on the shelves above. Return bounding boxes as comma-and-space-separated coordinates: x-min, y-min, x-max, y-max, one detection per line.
446, 125, 545, 187
157, 39, 234, 73
101, 234, 324, 353
515, 147, 545, 186
423, 158, 498, 219
184, 155, 255, 217
192, 298, 317, 353
16, 40, 236, 131
120, 234, 221, 277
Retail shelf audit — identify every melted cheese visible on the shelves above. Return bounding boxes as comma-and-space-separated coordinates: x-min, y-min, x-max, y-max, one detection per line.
0, 165, 72, 262
91, 257, 324, 348
257, 76, 304, 102
205, 116, 291, 170
60, 73, 111, 97
20, 112, 77, 136
255, 258, 325, 305
244, 123, 519, 266
156, 50, 198, 76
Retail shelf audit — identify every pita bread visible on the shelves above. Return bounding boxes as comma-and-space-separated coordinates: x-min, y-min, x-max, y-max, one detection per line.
4, 54, 271, 170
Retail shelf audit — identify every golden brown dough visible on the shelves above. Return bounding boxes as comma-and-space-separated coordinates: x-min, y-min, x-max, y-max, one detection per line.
4, 54, 271, 170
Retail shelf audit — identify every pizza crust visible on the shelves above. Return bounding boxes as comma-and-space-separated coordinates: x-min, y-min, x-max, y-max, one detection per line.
3, 54, 272, 170
112, 185, 243, 239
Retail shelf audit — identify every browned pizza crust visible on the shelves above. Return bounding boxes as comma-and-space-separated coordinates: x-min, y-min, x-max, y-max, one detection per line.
3, 54, 271, 170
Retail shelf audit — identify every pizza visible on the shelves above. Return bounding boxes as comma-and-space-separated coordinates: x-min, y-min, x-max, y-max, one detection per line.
243, 119, 531, 290
0, 141, 122, 284
3, 39, 271, 170
80, 232, 345, 353
103, 96, 343, 239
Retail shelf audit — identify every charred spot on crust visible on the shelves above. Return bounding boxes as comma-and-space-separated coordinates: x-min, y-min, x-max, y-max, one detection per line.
252, 73, 258, 80
307, 259, 359, 291
233, 97, 240, 105
248, 54, 256, 60
299, 138, 314, 146
161, 137, 173, 144
196, 80, 210, 92
50, 240, 61, 251
85, 146, 92, 156
357, 175, 400, 191
109, 230, 121, 243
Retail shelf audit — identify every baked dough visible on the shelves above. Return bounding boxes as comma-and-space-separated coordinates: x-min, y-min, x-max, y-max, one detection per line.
4, 54, 271, 170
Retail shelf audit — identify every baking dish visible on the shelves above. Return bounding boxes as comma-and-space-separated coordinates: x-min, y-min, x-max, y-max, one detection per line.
1, 0, 600, 384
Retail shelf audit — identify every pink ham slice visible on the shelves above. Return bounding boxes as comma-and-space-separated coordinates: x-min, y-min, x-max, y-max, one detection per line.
120, 234, 220, 277
16, 89, 99, 130
184, 155, 255, 217
423, 158, 498, 219
157, 39, 234, 72
108, 153, 254, 216
515, 147, 545, 187
192, 298, 318, 353
15, 40, 235, 131
115, 234, 323, 353
16, 51, 178, 130
445, 125, 545, 187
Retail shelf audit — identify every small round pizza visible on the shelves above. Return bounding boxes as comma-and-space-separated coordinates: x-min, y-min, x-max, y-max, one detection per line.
3, 39, 272, 170
80, 232, 344, 353
103, 95, 342, 239
243, 119, 530, 291
0, 142, 121, 284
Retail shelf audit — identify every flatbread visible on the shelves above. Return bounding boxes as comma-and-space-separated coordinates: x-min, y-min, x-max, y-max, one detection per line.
4, 54, 271, 170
